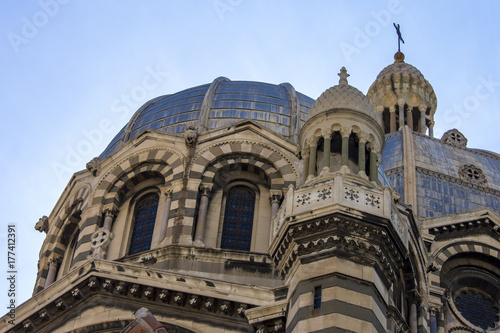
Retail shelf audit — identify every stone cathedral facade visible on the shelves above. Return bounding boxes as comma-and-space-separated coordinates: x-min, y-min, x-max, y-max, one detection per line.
2, 52, 500, 333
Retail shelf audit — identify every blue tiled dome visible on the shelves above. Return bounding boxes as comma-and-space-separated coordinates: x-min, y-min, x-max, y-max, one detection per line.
100, 77, 315, 158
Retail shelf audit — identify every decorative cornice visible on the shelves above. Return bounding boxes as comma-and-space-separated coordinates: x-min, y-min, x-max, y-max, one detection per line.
416, 167, 500, 196
272, 215, 405, 282
429, 217, 500, 238
412, 131, 500, 161
7, 273, 253, 332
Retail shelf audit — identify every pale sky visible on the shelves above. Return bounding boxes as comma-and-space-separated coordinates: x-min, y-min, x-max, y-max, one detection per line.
1, 0, 499, 307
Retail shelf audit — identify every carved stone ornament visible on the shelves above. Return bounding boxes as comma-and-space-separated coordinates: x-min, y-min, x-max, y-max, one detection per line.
35, 216, 49, 233
184, 126, 198, 147
86, 157, 101, 176
90, 228, 114, 259
441, 129, 467, 148
458, 164, 487, 185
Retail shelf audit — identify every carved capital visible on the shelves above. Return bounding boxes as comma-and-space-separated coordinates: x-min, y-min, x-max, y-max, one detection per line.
407, 290, 421, 305
321, 129, 332, 139
358, 132, 369, 144
429, 305, 440, 317
200, 183, 213, 197
48, 256, 62, 267
366, 142, 379, 153
163, 186, 173, 198
306, 136, 318, 148
270, 190, 283, 204
103, 205, 118, 218
35, 216, 49, 233
340, 127, 352, 138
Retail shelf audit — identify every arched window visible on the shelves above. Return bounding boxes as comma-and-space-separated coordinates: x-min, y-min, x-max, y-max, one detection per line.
220, 186, 256, 251
129, 193, 159, 254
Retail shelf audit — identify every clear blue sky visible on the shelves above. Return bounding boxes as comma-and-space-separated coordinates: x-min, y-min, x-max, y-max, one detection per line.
1, 1, 499, 306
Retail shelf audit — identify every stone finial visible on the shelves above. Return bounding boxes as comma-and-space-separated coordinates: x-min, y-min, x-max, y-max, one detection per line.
394, 51, 405, 63
35, 216, 49, 233
184, 126, 198, 147
86, 157, 101, 176
338, 67, 350, 85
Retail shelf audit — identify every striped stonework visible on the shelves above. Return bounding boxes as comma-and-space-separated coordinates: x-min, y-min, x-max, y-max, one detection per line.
429, 241, 500, 288
287, 274, 387, 333
189, 140, 299, 188
34, 184, 91, 294
91, 147, 184, 207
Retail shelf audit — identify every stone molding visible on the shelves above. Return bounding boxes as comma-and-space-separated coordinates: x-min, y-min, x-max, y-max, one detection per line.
429, 217, 500, 238
416, 167, 499, 195
8, 261, 256, 333
413, 131, 500, 161
188, 139, 300, 183
272, 215, 405, 282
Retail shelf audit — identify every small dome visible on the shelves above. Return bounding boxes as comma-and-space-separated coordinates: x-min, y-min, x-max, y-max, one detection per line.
367, 52, 437, 135
308, 67, 377, 121
376, 61, 424, 81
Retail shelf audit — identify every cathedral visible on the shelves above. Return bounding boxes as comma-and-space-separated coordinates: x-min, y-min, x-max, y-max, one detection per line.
2, 50, 500, 333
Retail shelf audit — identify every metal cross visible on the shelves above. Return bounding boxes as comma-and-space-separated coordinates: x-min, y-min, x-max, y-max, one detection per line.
393, 23, 405, 52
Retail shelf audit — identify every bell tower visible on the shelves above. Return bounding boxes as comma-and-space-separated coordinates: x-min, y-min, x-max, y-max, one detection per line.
270, 68, 412, 332
367, 52, 437, 136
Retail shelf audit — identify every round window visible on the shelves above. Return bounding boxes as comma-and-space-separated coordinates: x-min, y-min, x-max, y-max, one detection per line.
454, 289, 499, 330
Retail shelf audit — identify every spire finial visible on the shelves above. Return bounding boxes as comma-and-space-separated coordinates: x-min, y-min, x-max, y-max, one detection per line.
393, 23, 405, 63
393, 23, 405, 52
338, 67, 349, 85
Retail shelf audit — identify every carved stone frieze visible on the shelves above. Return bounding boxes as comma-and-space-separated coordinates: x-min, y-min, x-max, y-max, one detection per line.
272, 214, 405, 282
7, 272, 254, 333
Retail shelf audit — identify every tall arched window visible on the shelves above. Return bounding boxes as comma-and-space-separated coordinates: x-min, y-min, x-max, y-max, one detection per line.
221, 186, 256, 251
129, 193, 159, 254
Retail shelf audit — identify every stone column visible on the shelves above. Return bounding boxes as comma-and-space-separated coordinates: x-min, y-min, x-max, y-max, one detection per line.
429, 306, 439, 333
358, 133, 368, 176
270, 191, 282, 218
302, 147, 309, 185
102, 205, 118, 231
307, 138, 317, 180
419, 106, 427, 134
340, 128, 351, 168
407, 106, 413, 131
429, 120, 434, 137
368, 144, 378, 182
322, 130, 332, 173
409, 298, 419, 333
158, 187, 173, 243
194, 184, 212, 245
398, 101, 405, 129
44, 257, 61, 289
389, 106, 397, 133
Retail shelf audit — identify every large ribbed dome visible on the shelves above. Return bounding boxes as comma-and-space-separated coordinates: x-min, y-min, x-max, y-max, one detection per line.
100, 77, 315, 158
308, 67, 377, 121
